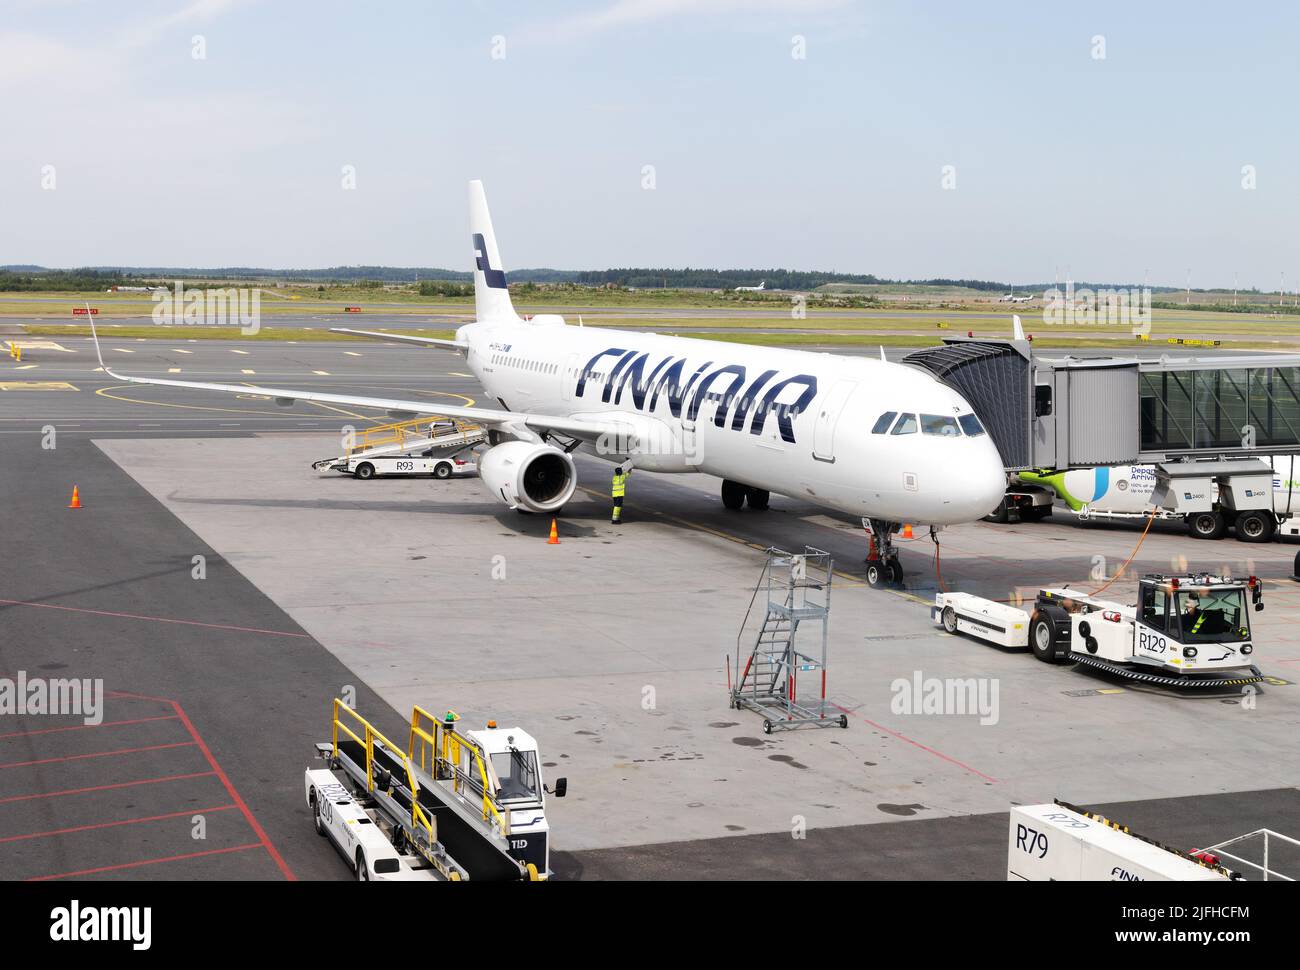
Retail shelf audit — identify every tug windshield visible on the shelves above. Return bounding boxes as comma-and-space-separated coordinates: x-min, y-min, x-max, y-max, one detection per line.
1174, 588, 1250, 642
492, 748, 541, 802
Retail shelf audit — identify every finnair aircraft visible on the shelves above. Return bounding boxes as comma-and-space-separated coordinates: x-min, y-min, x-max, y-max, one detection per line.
94, 181, 1006, 587
734, 281, 765, 292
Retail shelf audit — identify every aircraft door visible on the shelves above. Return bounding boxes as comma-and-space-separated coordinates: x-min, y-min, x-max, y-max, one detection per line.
561, 354, 578, 401
813, 380, 857, 462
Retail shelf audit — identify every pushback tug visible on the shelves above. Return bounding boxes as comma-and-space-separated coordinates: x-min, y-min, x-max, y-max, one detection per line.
934, 573, 1267, 688
305, 700, 566, 880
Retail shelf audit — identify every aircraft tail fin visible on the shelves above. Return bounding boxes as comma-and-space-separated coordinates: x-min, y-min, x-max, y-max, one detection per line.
469, 180, 520, 324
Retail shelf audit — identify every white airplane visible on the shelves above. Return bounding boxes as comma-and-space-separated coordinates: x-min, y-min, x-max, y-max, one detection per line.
998, 291, 1033, 303
734, 281, 765, 292
92, 181, 1006, 588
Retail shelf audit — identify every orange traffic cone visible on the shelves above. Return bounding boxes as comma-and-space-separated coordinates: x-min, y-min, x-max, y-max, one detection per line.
902, 523, 913, 539
547, 518, 559, 544
68, 486, 81, 509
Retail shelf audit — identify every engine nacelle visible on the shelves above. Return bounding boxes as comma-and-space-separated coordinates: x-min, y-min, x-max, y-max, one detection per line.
478, 441, 577, 513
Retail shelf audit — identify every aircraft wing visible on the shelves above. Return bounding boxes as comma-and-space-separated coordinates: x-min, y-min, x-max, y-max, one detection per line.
90, 320, 617, 444
329, 328, 468, 349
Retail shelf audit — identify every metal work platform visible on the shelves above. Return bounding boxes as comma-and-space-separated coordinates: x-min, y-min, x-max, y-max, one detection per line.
904, 337, 1300, 469
730, 547, 847, 733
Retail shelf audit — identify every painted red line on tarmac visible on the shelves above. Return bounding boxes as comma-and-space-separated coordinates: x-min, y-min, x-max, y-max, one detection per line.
0, 741, 195, 770
0, 804, 237, 844
170, 701, 296, 881
0, 770, 217, 805
0, 715, 179, 741
26, 842, 263, 881
0, 598, 309, 638
830, 703, 999, 783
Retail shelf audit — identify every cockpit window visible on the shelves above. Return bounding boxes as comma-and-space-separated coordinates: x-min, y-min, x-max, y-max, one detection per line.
920, 414, 961, 437
871, 411, 897, 434
890, 413, 918, 435
958, 413, 986, 437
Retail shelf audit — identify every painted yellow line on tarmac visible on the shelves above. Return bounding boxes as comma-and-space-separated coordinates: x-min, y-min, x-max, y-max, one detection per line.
574, 482, 867, 588
168, 368, 182, 373
241, 369, 255, 374
14, 364, 38, 370
172, 349, 192, 354
312, 370, 330, 375
231, 349, 250, 355
114, 348, 134, 353
344, 351, 362, 357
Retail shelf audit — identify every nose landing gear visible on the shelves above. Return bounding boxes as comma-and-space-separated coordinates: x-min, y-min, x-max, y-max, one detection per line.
863, 518, 904, 589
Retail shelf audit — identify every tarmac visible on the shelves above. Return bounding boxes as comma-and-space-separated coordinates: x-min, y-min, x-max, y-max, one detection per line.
2, 332, 1298, 880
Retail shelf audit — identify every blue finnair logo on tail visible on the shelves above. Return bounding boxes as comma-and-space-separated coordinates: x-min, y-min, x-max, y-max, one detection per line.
575, 347, 817, 444
473, 233, 508, 289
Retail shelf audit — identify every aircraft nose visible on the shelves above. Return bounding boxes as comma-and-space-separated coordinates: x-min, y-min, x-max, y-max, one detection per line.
939, 439, 1006, 522
967, 441, 1008, 519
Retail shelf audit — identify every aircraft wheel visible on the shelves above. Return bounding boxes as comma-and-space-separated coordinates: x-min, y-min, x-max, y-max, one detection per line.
887, 558, 903, 586
866, 561, 887, 588
721, 479, 746, 510
746, 487, 770, 511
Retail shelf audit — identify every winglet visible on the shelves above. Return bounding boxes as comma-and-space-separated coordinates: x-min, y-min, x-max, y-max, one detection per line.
1012, 314, 1025, 341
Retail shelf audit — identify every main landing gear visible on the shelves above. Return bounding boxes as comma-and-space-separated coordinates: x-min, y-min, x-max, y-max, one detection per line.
863, 518, 903, 589
721, 479, 770, 511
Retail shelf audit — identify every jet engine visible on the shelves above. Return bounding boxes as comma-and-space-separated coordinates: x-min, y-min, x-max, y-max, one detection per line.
478, 441, 577, 513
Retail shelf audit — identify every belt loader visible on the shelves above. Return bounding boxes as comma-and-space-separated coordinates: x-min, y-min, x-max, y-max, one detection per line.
304, 700, 566, 881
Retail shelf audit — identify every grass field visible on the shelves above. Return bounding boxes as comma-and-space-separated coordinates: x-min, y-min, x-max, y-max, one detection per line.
10, 285, 1300, 351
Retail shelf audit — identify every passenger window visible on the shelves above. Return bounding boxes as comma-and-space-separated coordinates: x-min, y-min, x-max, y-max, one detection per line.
958, 413, 985, 436
920, 414, 961, 436
890, 413, 918, 435
871, 411, 897, 434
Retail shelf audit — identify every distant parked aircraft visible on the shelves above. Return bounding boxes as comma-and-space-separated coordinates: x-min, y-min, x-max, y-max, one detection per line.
734, 281, 766, 292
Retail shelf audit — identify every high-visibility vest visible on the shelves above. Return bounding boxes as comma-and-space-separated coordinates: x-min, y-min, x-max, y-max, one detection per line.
611, 472, 628, 498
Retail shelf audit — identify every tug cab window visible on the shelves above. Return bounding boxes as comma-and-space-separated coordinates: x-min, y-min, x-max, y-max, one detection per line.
958, 413, 986, 436
920, 414, 961, 436
1140, 585, 1169, 634
491, 748, 541, 802
871, 411, 898, 434
1174, 588, 1248, 642
890, 413, 918, 435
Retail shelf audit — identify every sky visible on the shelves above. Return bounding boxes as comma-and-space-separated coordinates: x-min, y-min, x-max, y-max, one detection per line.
1, 0, 1297, 289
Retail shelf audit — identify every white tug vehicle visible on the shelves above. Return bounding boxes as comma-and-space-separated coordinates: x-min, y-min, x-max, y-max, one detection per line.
934, 573, 1266, 688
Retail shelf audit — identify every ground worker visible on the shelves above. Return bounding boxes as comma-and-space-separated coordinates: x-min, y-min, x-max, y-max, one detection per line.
1182, 592, 1204, 636
611, 463, 630, 523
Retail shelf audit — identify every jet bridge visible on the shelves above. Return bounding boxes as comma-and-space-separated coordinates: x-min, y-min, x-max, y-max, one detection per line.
904, 337, 1300, 470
